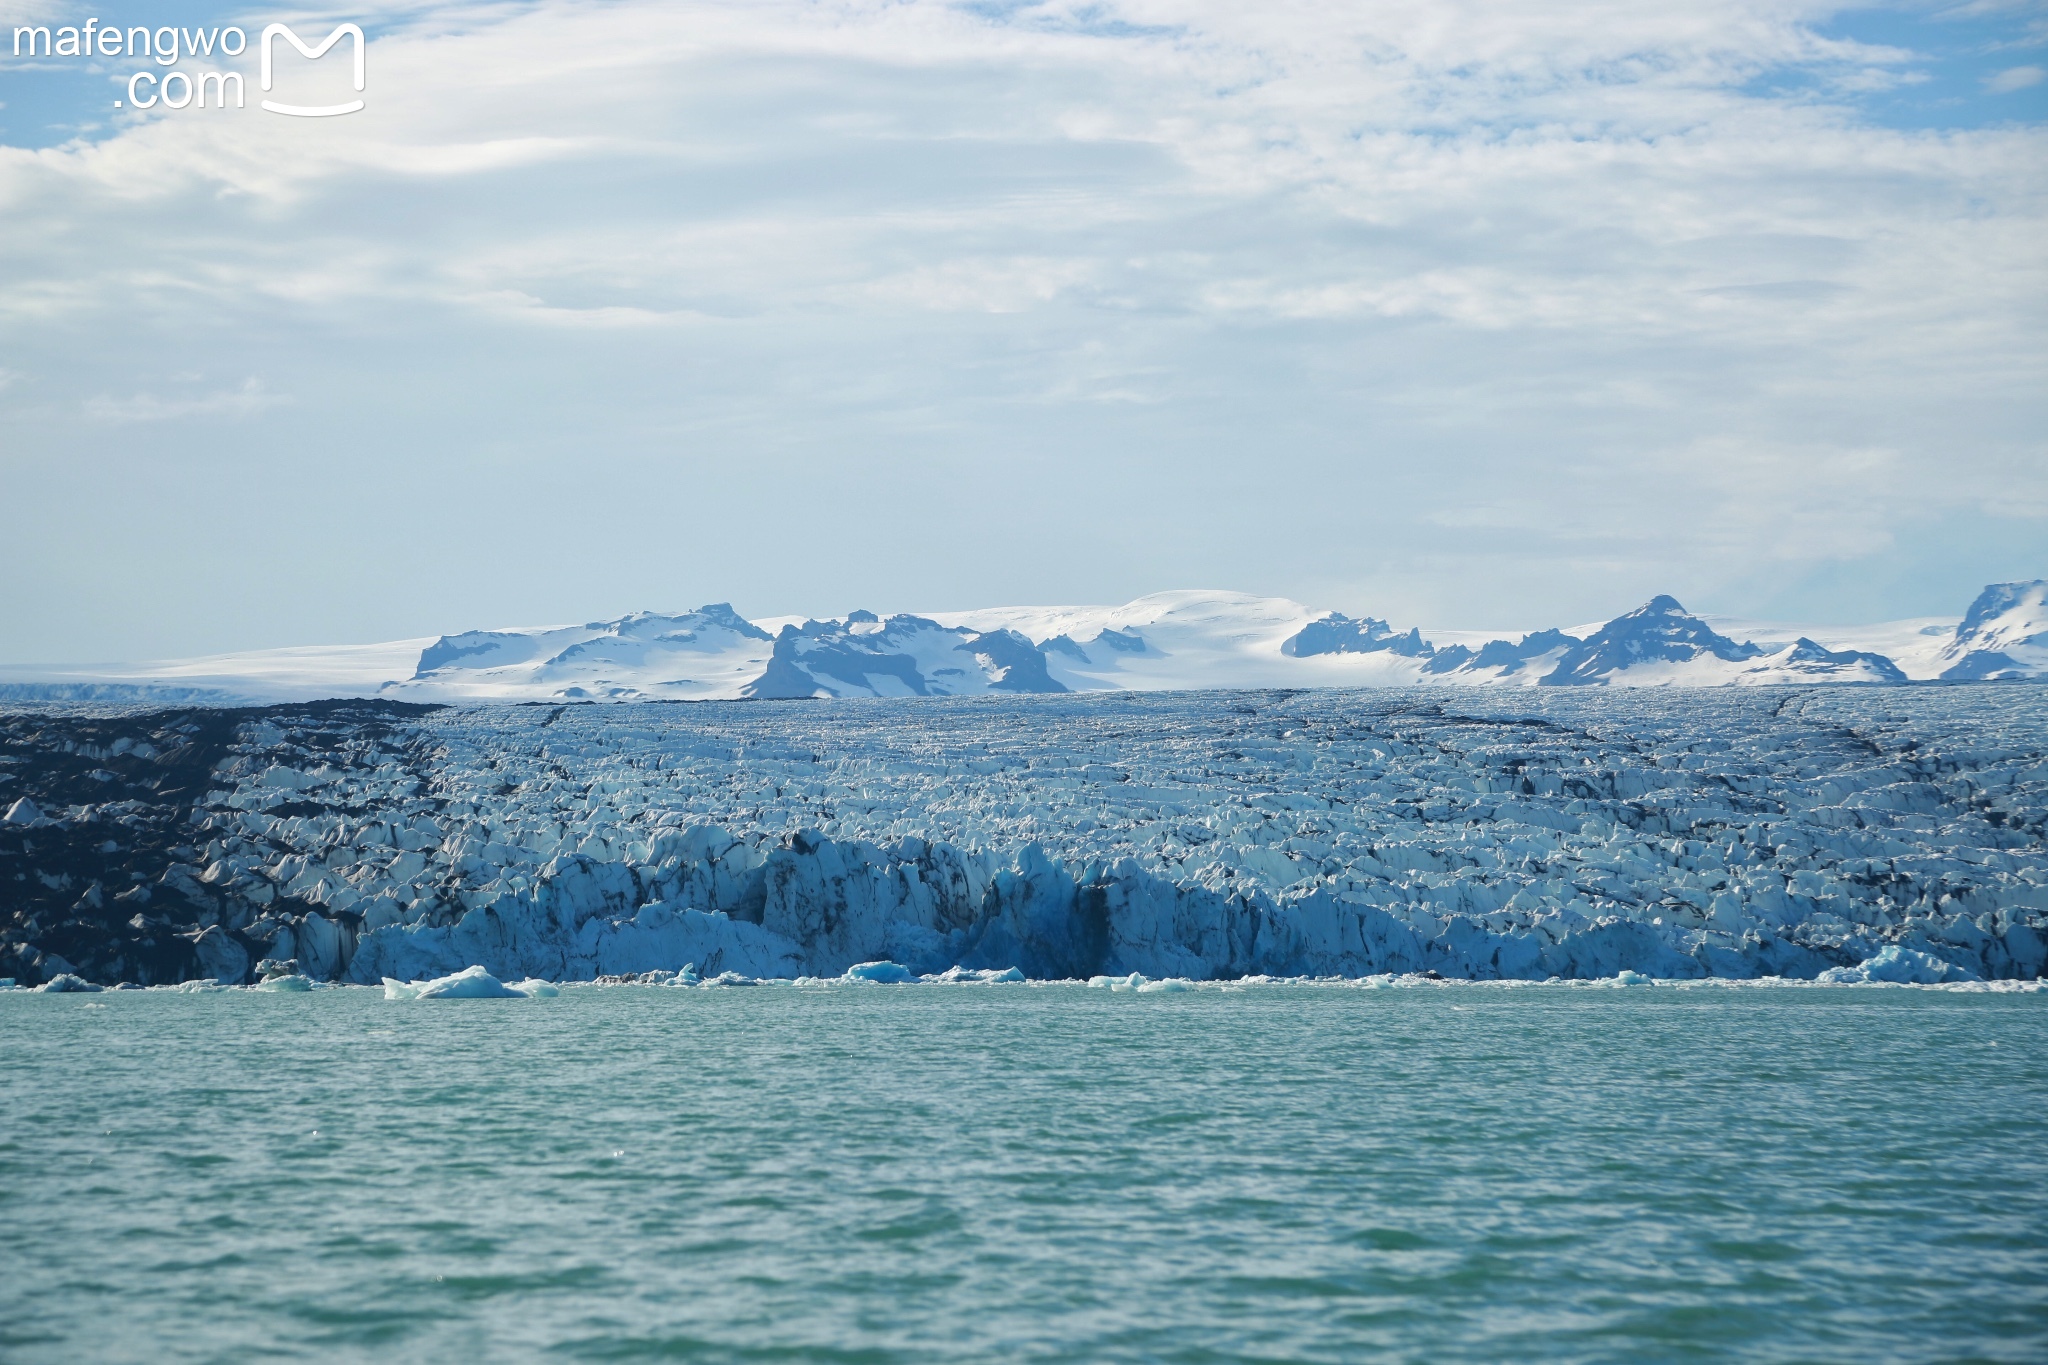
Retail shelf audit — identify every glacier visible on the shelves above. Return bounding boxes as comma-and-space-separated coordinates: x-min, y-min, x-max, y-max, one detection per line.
1, 581, 2040, 706
1, 684, 2042, 989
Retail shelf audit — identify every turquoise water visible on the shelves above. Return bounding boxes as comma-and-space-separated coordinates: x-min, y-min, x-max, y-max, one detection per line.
2, 984, 2043, 1362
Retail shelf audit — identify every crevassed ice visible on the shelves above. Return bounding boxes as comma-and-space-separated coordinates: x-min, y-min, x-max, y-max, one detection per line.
135, 688, 2048, 986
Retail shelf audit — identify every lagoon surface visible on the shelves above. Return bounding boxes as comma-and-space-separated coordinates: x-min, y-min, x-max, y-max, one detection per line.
2, 982, 2044, 1362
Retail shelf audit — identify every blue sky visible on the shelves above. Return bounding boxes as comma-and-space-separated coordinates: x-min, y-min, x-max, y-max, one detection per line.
1, 0, 2043, 661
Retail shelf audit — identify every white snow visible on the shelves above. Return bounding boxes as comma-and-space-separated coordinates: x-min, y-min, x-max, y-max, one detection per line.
1701, 614, 1961, 680
0, 638, 439, 705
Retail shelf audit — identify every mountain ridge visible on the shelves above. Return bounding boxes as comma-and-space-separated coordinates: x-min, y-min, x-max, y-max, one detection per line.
1, 582, 2040, 704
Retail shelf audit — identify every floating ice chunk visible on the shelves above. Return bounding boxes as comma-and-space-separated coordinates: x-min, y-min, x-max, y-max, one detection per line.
1612, 969, 1654, 987
383, 965, 529, 1000
36, 974, 100, 993
700, 970, 761, 987
1108, 973, 1147, 992
1817, 945, 1980, 985
508, 978, 560, 997
1135, 977, 1193, 993
254, 974, 315, 992
922, 965, 1026, 984
842, 960, 917, 984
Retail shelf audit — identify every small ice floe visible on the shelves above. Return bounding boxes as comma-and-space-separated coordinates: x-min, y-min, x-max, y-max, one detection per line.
1611, 969, 1655, 987
1817, 945, 1980, 986
1135, 977, 1194, 994
593, 968, 694, 987
36, 974, 101, 994
921, 965, 1026, 984
1088, 972, 1148, 992
841, 960, 917, 984
382, 965, 555, 1000
699, 970, 761, 987
254, 974, 315, 993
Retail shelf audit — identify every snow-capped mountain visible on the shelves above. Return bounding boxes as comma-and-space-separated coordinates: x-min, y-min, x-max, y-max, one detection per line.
743, 613, 1062, 699
408, 605, 775, 701
1, 581, 2040, 704
1935, 580, 2048, 681
1527, 596, 1907, 687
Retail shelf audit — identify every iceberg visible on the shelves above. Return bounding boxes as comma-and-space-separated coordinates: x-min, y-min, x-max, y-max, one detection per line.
842, 960, 918, 984
923, 965, 1026, 983
1817, 946, 1981, 985
382, 965, 553, 1000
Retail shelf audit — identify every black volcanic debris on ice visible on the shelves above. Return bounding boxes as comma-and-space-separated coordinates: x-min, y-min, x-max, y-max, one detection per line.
0, 702, 440, 986
1, 689, 2043, 989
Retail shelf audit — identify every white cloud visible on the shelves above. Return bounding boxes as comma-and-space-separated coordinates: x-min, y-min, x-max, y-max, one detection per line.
0, 0, 2043, 658
1986, 65, 2045, 93
83, 378, 287, 423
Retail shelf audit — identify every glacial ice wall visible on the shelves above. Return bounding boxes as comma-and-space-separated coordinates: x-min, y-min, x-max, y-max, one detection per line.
3, 688, 2044, 986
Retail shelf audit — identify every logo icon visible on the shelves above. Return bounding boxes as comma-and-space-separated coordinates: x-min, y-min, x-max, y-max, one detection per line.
259, 22, 364, 117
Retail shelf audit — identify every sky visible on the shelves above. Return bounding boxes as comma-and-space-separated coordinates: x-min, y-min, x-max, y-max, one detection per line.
0, 0, 2043, 663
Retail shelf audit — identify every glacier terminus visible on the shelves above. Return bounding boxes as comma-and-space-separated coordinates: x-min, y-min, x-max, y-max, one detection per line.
2, 681, 2042, 990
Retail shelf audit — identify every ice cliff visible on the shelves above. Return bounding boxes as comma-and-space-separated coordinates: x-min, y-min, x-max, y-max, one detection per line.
3, 688, 2042, 988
